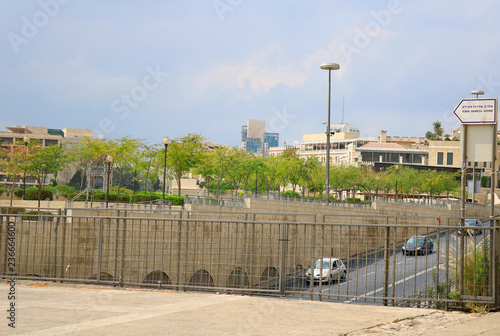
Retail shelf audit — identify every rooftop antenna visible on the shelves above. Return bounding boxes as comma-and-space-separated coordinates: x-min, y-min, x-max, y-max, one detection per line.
341, 96, 345, 124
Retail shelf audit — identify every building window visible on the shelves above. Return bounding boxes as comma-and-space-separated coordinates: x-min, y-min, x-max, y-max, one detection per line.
446, 153, 453, 165
45, 139, 59, 146
437, 152, 444, 165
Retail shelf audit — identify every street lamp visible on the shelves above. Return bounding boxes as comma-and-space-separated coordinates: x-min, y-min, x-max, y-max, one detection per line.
320, 63, 340, 205
471, 90, 484, 98
105, 155, 113, 209
22, 136, 29, 200
162, 136, 170, 202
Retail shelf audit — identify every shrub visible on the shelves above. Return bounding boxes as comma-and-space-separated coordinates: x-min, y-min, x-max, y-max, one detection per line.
281, 190, 301, 198
14, 187, 53, 201
481, 176, 490, 188
164, 195, 184, 205
110, 186, 134, 194
54, 185, 76, 195
130, 193, 161, 203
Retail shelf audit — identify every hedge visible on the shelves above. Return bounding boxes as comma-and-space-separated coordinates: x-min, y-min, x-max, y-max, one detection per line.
65, 191, 184, 205
14, 187, 53, 201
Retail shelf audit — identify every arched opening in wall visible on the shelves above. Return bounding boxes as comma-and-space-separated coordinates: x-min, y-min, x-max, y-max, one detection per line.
89, 272, 114, 281
188, 269, 214, 290
260, 267, 278, 282
227, 268, 249, 288
142, 270, 171, 287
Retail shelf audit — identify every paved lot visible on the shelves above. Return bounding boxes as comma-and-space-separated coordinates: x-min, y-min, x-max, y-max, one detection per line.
1, 281, 499, 335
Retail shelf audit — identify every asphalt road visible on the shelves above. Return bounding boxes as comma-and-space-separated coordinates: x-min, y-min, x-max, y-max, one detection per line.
286, 221, 492, 306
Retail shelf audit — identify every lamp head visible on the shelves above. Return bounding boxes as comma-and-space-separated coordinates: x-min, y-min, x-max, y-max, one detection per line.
320, 63, 340, 71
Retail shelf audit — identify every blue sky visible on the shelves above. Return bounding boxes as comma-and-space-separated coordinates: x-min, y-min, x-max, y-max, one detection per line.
1, 0, 500, 147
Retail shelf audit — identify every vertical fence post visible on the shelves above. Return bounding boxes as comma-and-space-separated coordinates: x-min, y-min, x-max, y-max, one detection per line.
494, 218, 500, 307
279, 222, 287, 296
59, 209, 67, 282
383, 222, 390, 306
52, 209, 61, 278
97, 217, 104, 282
120, 211, 127, 286
176, 211, 183, 291
309, 223, 316, 301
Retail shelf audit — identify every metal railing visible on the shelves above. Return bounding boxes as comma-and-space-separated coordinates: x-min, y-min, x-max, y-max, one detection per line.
184, 192, 372, 209
71, 187, 89, 202
0, 209, 498, 310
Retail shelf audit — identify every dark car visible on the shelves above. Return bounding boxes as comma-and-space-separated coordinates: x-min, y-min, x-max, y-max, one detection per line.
402, 235, 433, 256
458, 219, 482, 236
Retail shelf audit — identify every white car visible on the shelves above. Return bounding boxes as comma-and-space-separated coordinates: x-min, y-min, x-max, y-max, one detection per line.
305, 258, 347, 283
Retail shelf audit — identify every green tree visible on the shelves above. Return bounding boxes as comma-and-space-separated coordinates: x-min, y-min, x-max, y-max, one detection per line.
0, 144, 29, 206
262, 155, 281, 194
194, 149, 216, 196
167, 134, 205, 196
26, 144, 70, 208
425, 120, 445, 140
112, 136, 144, 197
224, 149, 254, 195
73, 137, 107, 195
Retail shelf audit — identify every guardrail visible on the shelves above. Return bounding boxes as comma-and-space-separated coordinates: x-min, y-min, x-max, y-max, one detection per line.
1, 210, 498, 310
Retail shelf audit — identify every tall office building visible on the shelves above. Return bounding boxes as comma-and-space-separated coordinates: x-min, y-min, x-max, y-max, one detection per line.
241, 119, 279, 156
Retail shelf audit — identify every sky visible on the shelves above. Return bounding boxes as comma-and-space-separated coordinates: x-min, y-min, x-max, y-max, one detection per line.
1, 0, 500, 147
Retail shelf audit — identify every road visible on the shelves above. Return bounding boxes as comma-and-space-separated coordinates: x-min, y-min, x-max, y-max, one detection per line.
286, 221, 492, 306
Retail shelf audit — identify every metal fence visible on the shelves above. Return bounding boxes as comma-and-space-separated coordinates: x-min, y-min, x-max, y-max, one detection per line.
1, 208, 498, 310
184, 193, 372, 209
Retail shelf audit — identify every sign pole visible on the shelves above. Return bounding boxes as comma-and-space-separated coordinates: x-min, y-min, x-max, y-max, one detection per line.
460, 125, 467, 294
491, 122, 499, 307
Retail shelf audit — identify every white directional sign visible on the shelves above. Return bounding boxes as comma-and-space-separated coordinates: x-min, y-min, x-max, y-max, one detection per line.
453, 98, 497, 124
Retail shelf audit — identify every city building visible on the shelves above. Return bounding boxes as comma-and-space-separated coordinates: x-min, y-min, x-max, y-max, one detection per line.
269, 123, 377, 165
241, 119, 279, 156
0, 125, 104, 189
268, 125, 463, 170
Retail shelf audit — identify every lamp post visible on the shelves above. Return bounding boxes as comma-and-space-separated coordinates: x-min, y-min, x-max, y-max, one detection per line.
105, 155, 113, 209
22, 136, 29, 200
162, 136, 170, 202
320, 63, 340, 205
471, 90, 484, 98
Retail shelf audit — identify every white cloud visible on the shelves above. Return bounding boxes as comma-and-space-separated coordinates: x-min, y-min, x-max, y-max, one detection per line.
196, 46, 308, 100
